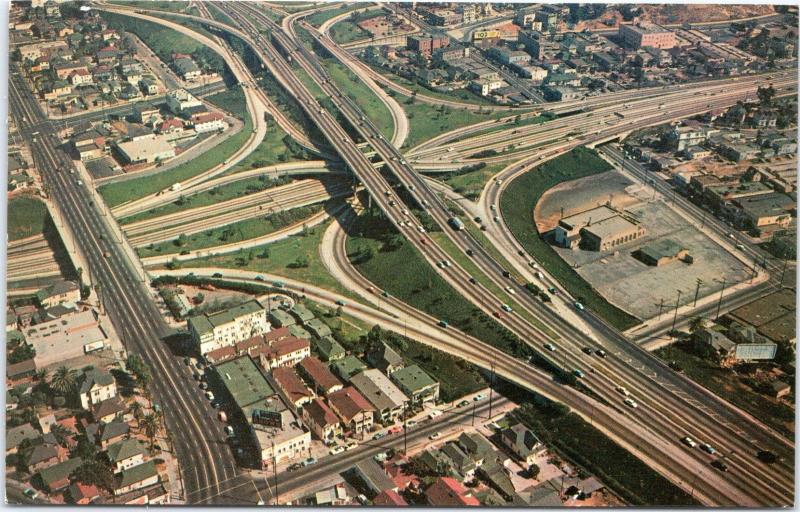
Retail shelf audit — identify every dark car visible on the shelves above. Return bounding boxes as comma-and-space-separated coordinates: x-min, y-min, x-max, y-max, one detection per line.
757, 450, 779, 464
582, 347, 593, 355
213, 273, 223, 278
711, 460, 729, 472
595, 349, 607, 358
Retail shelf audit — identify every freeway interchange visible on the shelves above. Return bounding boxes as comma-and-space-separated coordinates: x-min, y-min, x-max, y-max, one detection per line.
24, 1, 797, 506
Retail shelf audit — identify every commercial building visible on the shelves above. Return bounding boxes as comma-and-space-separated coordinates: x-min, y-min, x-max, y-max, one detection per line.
668, 125, 709, 151
634, 239, 689, 266
619, 23, 676, 50
407, 34, 450, 57
188, 300, 269, 355
390, 365, 440, 405
114, 135, 175, 164
554, 205, 645, 251
349, 369, 409, 424
165, 88, 203, 114
190, 112, 226, 133
734, 193, 794, 231
35, 280, 79, 308
216, 356, 310, 467
25, 310, 108, 368
695, 328, 777, 366
352, 459, 398, 497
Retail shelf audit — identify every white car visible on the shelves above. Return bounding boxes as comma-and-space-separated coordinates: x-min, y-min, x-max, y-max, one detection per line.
544, 343, 556, 352
574, 302, 585, 311
474, 393, 486, 401
428, 410, 442, 419
329, 446, 346, 455
615, 386, 630, 397
402, 209, 408, 215
501, 304, 512, 313
418, 226, 426, 233
429, 432, 441, 440
205, 391, 215, 401
624, 398, 638, 409
406, 420, 417, 428
224, 425, 234, 436
504, 286, 515, 295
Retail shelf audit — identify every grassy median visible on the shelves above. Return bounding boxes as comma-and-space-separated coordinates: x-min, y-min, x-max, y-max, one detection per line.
499, 147, 640, 331
401, 101, 507, 150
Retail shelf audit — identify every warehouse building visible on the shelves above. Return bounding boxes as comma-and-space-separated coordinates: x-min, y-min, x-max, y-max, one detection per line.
554, 205, 645, 252
113, 135, 175, 164
634, 239, 690, 266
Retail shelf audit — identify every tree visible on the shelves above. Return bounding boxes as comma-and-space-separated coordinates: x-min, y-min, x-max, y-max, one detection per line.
71, 459, 115, 495
688, 316, 707, 334
73, 435, 97, 461
757, 85, 776, 107
50, 424, 73, 447
194, 292, 205, 305
528, 463, 541, 480
50, 366, 78, 396
141, 413, 160, 451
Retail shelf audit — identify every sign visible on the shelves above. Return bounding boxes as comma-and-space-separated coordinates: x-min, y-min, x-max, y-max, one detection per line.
252, 409, 282, 428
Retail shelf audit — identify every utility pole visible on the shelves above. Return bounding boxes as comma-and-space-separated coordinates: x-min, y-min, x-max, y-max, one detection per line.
657, 298, 664, 319
488, 354, 496, 420
780, 258, 788, 287
715, 278, 726, 320
671, 289, 682, 335
403, 404, 408, 456
272, 441, 278, 506
693, 279, 703, 307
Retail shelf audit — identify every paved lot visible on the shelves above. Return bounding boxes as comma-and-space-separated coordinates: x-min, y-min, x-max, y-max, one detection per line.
548, 174, 751, 321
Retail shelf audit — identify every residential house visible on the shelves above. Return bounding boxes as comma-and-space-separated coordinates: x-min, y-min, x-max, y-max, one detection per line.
69, 483, 100, 504
134, 103, 163, 126
500, 423, 544, 467
352, 458, 398, 497
272, 366, 314, 409
331, 355, 368, 382
43, 80, 72, 100
425, 477, 480, 506
302, 398, 342, 442
140, 77, 158, 95
365, 341, 404, 375
327, 387, 375, 435
28, 443, 63, 473
315, 335, 345, 362
174, 57, 201, 81
35, 280, 79, 308
87, 420, 129, 449
114, 460, 159, 496
373, 489, 408, 506
165, 88, 203, 114
304, 318, 332, 339
441, 442, 478, 480
69, 68, 93, 86
79, 368, 117, 410
39, 458, 83, 492
92, 396, 127, 424
349, 369, 409, 424
190, 112, 226, 133
157, 118, 187, 140
390, 365, 440, 406
297, 357, 343, 396
107, 438, 146, 473
458, 432, 497, 466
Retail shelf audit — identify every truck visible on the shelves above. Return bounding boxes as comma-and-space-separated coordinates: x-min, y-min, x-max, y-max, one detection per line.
448, 217, 465, 231
171, 183, 182, 192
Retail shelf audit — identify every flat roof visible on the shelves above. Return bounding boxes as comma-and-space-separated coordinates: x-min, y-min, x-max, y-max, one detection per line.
637, 238, 685, 260
390, 365, 437, 393
25, 310, 106, 368
582, 214, 639, 240
190, 300, 264, 335
216, 356, 274, 410
349, 369, 408, 411
559, 205, 618, 231
115, 135, 174, 162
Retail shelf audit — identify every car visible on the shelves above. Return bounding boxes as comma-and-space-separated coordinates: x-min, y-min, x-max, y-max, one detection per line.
501, 304, 512, 312
77, 180, 84, 186
420, 237, 427, 245
757, 450, 778, 463
200, 382, 209, 390
474, 216, 482, 223
493, 216, 500, 222
615, 386, 630, 397
438, 320, 448, 328
529, 261, 539, 269
23, 489, 38, 500
468, 277, 477, 284
406, 420, 417, 428
103, 251, 111, 258
517, 250, 525, 257
302, 457, 317, 467
205, 391, 215, 401
582, 347, 593, 355
374, 451, 389, 462
429, 432, 442, 440
574, 302, 585, 311
493, 311, 503, 319
711, 460, 729, 472
504, 286, 515, 295
474, 393, 486, 401
490, 205, 496, 211
212, 272, 223, 278
345, 442, 359, 451
466, 249, 474, 256
335, 300, 346, 306
544, 343, 556, 352
329, 446, 346, 455
457, 400, 470, 408
373, 432, 386, 440
736, 243, 745, 250
595, 349, 607, 358
255, 276, 265, 282
572, 369, 585, 378
428, 410, 442, 419
443, 260, 451, 268
287, 463, 301, 472
388, 425, 403, 434
681, 436, 697, 448
548, 287, 557, 295
224, 426, 234, 436
700, 443, 717, 455
402, 209, 409, 215
418, 226, 426, 233
624, 398, 638, 409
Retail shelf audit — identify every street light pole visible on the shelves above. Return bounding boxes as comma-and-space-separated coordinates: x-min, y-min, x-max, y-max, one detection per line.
671, 289, 682, 335
715, 277, 727, 320
693, 279, 703, 307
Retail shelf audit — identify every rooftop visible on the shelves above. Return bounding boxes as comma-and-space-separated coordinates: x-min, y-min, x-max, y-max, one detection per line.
349, 369, 408, 411
328, 386, 374, 422
331, 355, 367, 381
188, 300, 264, 336
390, 364, 437, 392
116, 460, 158, 489
636, 238, 686, 261
216, 356, 274, 410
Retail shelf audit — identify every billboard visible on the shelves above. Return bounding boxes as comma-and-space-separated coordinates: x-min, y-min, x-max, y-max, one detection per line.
252, 409, 282, 428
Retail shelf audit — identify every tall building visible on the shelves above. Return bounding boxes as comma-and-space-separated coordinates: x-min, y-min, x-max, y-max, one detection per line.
619, 23, 676, 50
187, 300, 269, 355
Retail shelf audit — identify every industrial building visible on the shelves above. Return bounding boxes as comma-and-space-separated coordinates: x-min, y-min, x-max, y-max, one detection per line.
113, 135, 175, 164
619, 23, 676, 50
554, 205, 646, 252
634, 239, 690, 266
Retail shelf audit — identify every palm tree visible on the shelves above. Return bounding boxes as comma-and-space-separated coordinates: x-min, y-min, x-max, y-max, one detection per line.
688, 316, 707, 334
50, 366, 78, 396
35, 368, 48, 383
130, 401, 144, 428
141, 414, 159, 452
50, 424, 73, 448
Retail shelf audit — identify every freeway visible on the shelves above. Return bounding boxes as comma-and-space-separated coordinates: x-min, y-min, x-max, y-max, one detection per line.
188, 4, 794, 505
8, 64, 243, 505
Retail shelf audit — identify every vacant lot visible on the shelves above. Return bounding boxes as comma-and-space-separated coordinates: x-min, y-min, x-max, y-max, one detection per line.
500, 148, 639, 331
8, 197, 48, 241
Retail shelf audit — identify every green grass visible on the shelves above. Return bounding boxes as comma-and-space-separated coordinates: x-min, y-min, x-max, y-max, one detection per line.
449, 114, 550, 144
401, 101, 508, 150
505, 391, 698, 506
439, 162, 507, 200
108, 0, 193, 14
8, 197, 49, 241
99, 88, 253, 209
121, 176, 295, 225
429, 232, 558, 339
330, 20, 371, 45
656, 343, 794, 440
205, 87, 248, 119
173, 218, 357, 298
293, 65, 326, 100
306, 4, 361, 27
499, 147, 640, 331
346, 211, 533, 361
233, 119, 312, 172
137, 204, 322, 257
324, 60, 393, 140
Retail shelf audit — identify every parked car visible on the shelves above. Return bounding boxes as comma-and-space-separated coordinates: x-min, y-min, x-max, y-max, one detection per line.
205, 391, 215, 401
23, 489, 38, 500
474, 393, 486, 401
373, 432, 386, 441
429, 432, 441, 440
329, 446, 345, 455
457, 400, 470, 408
301, 457, 317, 467
428, 410, 442, 419
224, 426, 234, 437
